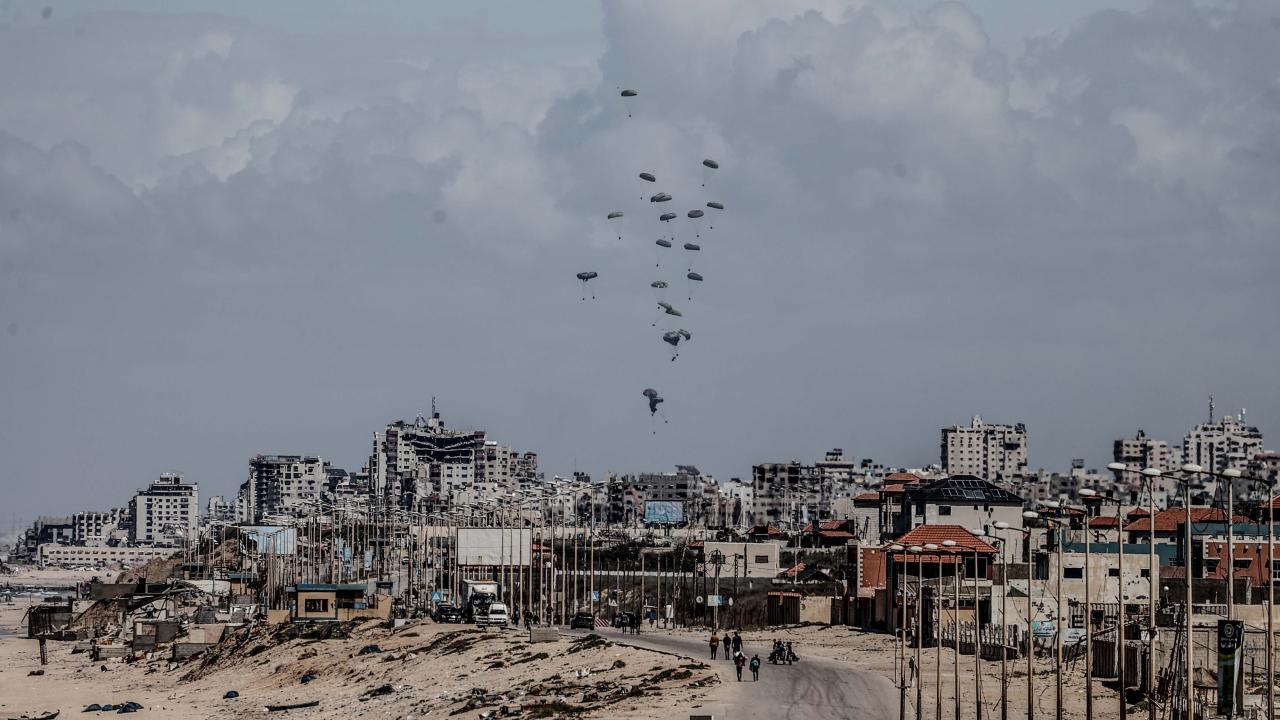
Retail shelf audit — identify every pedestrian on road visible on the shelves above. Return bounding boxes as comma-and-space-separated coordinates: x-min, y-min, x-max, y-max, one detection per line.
731, 631, 743, 656
630, 612, 641, 635
709, 632, 720, 660
749, 654, 761, 681
734, 651, 746, 681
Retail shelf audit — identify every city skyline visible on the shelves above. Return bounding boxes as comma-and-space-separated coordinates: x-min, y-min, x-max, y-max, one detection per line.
2, 0, 1278, 524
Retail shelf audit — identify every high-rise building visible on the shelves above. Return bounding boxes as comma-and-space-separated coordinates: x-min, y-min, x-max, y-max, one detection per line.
817, 448, 859, 493
1111, 429, 1179, 487
72, 508, 127, 546
368, 411, 537, 510
129, 473, 198, 547
237, 455, 331, 522
940, 415, 1028, 480
1183, 414, 1264, 474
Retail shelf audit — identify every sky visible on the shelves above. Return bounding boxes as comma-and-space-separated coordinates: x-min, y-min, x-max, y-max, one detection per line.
1, 0, 1278, 528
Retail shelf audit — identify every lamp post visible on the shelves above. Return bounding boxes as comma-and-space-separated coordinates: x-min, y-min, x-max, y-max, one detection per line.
967, 529, 985, 720
992, 522, 1013, 720
893, 543, 909, 720
1028, 503, 1066, 720
1020, 511, 1039, 720
1078, 489, 1104, 720
944, 539, 962, 720
924, 542, 942, 720
912, 545, 925, 720
1110, 462, 1163, 720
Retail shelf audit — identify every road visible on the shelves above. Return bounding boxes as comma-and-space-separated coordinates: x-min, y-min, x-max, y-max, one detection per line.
564, 627, 899, 720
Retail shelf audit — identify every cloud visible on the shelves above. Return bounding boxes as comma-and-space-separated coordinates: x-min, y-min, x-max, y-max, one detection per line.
0, 0, 1277, 520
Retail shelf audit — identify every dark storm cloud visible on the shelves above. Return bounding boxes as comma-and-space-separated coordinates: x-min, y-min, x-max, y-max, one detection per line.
0, 1, 1276, 523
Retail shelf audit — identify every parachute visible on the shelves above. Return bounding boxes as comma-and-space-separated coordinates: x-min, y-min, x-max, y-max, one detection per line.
657, 301, 682, 317
683, 242, 700, 251
701, 158, 719, 188
656, 239, 673, 248
576, 271, 598, 300
651, 281, 669, 289
607, 211, 624, 219
642, 387, 664, 417
650, 192, 672, 203
662, 329, 692, 360
659, 212, 677, 222
706, 202, 724, 210
621, 89, 638, 97
620, 89, 638, 118
685, 271, 703, 300
688, 208, 706, 239
687, 210, 704, 219
639, 173, 656, 182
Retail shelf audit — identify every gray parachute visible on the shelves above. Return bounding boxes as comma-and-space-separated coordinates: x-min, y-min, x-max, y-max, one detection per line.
706, 202, 724, 210
657, 301, 682, 317
656, 239, 672, 248
659, 212, 677, 222
702, 159, 719, 169
607, 211, 624, 219
701, 158, 719, 187
651, 281, 669, 289
650, 192, 672, 203
621, 89, 638, 98
576, 271, 598, 281
662, 329, 691, 347
683, 243, 700, 251
642, 387, 664, 415
687, 209, 704, 219
639, 172, 656, 182
687, 272, 703, 282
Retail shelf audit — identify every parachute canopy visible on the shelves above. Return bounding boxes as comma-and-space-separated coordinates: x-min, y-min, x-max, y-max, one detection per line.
575, 271, 598, 281
662, 329, 692, 347
639, 172, 656, 182
650, 192, 672, 203
642, 387, 664, 415
656, 239, 672, 248
658, 301, 682, 317
687, 272, 703, 282
687, 210, 704, 219
702, 158, 719, 169
651, 281, 669, 289
659, 212, 677, 222
706, 202, 724, 210
607, 211, 624, 219
621, 89, 638, 97
683, 243, 700, 251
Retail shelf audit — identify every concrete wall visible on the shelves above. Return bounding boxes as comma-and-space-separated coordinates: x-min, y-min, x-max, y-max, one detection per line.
704, 542, 780, 578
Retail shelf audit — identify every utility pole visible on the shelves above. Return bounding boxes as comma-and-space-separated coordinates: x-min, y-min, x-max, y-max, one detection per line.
974, 544, 983, 720
1184, 472, 1194, 720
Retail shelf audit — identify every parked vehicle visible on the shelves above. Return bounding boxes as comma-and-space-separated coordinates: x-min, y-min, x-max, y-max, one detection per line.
478, 602, 509, 627
569, 612, 595, 630
432, 604, 463, 623
460, 579, 500, 622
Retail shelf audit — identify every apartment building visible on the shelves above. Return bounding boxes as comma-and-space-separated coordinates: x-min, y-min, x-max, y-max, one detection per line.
129, 473, 198, 547
940, 416, 1027, 480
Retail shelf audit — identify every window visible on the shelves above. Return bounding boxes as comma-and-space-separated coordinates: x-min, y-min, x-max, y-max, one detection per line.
1140, 569, 1150, 578
938, 505, 952, 516
304, 598, 329, 613
1108, 568, 1120, 577
754, 555, 769, 564
1064, 568, 1083, 579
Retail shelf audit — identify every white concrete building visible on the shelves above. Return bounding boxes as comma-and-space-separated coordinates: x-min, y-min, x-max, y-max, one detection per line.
72, 508, 126, 546
703, 541, 780, 578
941, 416, 1028, 481
38, 543, 180, 569
129, 473, 198, 547
1183, 414, 1265, 474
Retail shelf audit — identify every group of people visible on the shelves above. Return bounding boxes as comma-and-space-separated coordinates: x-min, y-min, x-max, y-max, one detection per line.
708, 631, 763, 682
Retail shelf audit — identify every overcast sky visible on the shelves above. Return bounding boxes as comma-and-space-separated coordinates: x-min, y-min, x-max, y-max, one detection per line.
1, 0, 1277, 528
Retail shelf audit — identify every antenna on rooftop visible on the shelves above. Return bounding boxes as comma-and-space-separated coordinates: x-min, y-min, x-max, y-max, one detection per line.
431, 395, 438, 419
1208, 393, 1215, 423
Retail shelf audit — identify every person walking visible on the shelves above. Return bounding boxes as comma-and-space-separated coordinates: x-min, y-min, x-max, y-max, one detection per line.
709, 631, 720, 660
734, 651, 746, 681
749, 654, 761, 681
731, 631, 743, 657
630, 612, 641, 635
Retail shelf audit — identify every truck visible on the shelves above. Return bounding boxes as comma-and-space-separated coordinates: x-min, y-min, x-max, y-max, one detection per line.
459, 579, 500, 622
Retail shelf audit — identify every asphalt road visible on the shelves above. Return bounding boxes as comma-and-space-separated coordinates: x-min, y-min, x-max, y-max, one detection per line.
564, 627, 899, 720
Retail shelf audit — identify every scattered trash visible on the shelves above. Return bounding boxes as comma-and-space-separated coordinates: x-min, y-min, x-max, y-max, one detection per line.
300, 673, 317, 684
223, 691, 239, 699
360, 683, 395, 700
357, 644, 382, 656
27, 670, 45, 676
83, 706, 102, 713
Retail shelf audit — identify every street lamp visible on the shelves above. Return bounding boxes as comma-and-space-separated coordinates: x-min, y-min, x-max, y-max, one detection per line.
1020, 510, 1039, 720
924, 542, 942, 720
1027, 506, 1066, 720
892, 543, 909, 720
943, 538, 962, 720
911, 544, 925, 720
991, 521, 1013, 720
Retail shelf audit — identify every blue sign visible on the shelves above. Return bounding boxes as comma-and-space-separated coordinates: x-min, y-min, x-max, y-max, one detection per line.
644, 500, 685, 524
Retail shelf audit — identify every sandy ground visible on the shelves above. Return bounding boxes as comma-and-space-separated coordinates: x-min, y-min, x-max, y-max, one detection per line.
0, 603, 715, 720
2, 567, 105, 588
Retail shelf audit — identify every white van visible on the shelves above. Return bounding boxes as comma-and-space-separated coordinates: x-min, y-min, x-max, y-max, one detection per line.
479, 602, 509, 627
